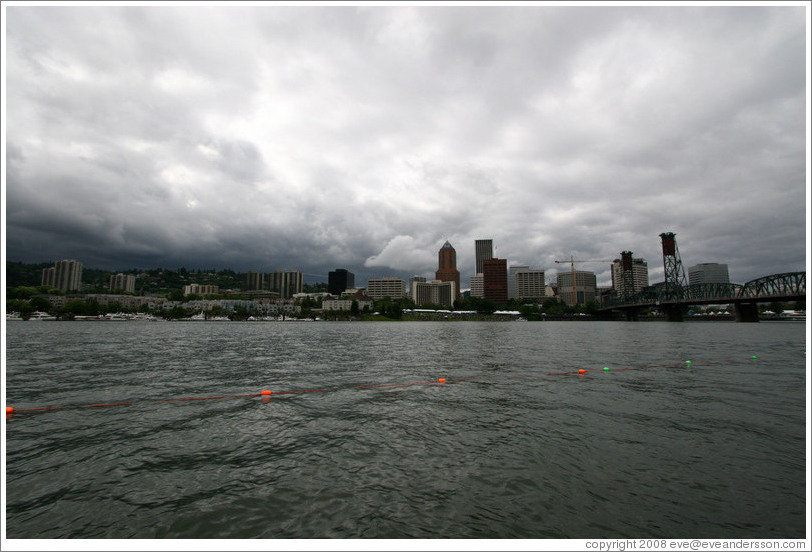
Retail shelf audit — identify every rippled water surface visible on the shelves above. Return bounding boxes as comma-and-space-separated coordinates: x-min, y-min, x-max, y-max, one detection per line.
4, 320, 807, 539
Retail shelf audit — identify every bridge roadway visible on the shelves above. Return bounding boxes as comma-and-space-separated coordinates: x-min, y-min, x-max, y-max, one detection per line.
597, 271, 806, 322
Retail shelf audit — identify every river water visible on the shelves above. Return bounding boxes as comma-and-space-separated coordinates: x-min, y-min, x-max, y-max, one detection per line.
3, 320, 808, 540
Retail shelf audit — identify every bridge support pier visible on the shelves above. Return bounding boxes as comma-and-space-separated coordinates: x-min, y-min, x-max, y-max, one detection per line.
735, 302, 759, 322
663, 305, 684, 322
623, 308, 639, 322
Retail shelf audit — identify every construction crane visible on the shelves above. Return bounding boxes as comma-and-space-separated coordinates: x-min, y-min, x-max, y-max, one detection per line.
553, 256, 613, 306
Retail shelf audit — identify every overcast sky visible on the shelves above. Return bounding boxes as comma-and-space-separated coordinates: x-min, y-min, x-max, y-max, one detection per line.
3, 3, 809, 287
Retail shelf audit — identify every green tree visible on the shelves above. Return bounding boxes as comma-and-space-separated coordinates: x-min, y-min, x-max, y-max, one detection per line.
350, 300, 360, 316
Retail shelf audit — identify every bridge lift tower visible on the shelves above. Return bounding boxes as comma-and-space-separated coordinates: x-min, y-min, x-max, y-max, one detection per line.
659, 232, 689, 321
554, 256, 612, 306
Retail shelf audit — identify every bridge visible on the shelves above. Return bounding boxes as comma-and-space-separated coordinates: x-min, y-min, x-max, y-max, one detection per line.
595, 233, 805, 322
599, 271, 806, 321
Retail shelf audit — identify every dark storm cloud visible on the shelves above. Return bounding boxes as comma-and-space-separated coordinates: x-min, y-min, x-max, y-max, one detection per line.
3, 4, 807, 286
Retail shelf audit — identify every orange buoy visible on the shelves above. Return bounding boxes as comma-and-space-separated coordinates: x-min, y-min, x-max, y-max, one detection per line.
6, 406, 13, 414
578, 369, 586, 375
261, 390, 272, 396
438, 378, 446, 383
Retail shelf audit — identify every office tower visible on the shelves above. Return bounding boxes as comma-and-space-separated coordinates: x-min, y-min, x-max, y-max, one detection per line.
42, 259, 83, 292
109, 273, 136, 293
246, 270, 265, 291
435, 241, 460, 300
611, 256, 649, 297
557, 270, 597, 306
688, 263, 730, 285
515, 269, 546, 300
475, 239, 494, 275
508, 265, 529, 299
412, 280, 456, 308
483, 258, 508, 303
269, 270, 304, 298
328, 269, 355, 296
470, 274, 484, 298
366, 277, 407, 299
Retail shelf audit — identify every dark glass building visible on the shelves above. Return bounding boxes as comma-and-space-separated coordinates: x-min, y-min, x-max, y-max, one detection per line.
328, 269, 355, 296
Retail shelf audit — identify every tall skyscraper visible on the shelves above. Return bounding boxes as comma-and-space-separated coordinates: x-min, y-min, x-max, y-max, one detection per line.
475, 239, 494, 275
435, 241, 460, 300
483, 258, 508, 303
42, 259, 83, 292
328, 269, 355, 296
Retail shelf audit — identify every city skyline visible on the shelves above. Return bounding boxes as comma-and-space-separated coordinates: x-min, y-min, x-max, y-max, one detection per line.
3, 4, 809, 289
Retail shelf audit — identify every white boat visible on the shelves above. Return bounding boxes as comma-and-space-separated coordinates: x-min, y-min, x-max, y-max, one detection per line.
6, 312, 23, 321
189, 310, 207, 321
29, 311, 57, 321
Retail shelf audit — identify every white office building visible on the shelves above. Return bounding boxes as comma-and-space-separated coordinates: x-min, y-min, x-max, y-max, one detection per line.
366, 277, 407, 299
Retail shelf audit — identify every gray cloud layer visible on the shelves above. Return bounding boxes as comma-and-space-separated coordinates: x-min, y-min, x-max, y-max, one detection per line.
4, 5, 808, 286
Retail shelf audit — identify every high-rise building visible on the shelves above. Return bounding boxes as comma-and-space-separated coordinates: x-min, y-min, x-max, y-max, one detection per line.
688, 263, 730, 285
556, 270, 597, 306
366, 277, 407, 299
483, 258, 508, 303
408, 276, 426, 298
508, 265, 529, 299
109, 273, 136, 293
515, 269, 546, 300
269, 270, 304, 298
611, 257, 649, 297
435, 241, 460, 300
328, 269, 355, 296
475, 239, 494, 275
246, 270, 265, 291
42, 259, 83, 292
469, 274, 484, 298
412, 280, 456, 308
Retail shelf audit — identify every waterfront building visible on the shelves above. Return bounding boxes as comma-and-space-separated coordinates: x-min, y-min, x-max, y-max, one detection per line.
109, 273, 136, 293
412, 280, 456, 308
269, 270, 303, 299
556, 270, 597, 306
483, 258, 508, 303
328, 269, 355, 296
475, 239, 494, 275
366, 277, 407, 299
611, 257, 649, 297
515, 269, 546, 300
688, 263, 730, 285
246, 270, 265, 291
42, 259, 83, 292
435, 241, 461, 300
469, 274, 484, 298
